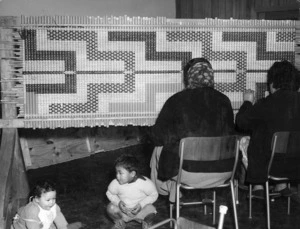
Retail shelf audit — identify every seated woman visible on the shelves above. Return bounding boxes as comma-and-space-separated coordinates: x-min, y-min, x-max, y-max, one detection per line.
147, 58, 235, 202
236, 60, 300, 197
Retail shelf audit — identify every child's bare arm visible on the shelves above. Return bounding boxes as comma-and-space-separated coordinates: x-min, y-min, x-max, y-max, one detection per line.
54, 205, 68, 229
67, 222, 84, 229
54, 205, 84, 229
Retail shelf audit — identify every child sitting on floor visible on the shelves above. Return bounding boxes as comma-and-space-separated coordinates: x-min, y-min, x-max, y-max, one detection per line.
106, 154, 158, 229
11, 180, 83, 229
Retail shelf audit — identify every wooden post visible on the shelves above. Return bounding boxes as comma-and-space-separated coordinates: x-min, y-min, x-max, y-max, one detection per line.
0, 58, 30, 229
0, 20, 28, 229
1, 58, 15, 119
0, 128, 16, 229
11, 130, 30, 214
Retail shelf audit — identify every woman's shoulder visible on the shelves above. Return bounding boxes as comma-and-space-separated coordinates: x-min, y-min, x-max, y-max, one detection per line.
206, 87, 228, 96
167, 90, 187, 100
167, 88, 202, 101
166, 87, 231, 105
159, 90, 188, 108
196, 87, 231, 102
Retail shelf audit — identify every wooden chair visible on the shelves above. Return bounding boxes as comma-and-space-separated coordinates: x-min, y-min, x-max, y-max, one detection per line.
248, 131, 300, 229
149, 205, 228, 229
169, 136, 240, 229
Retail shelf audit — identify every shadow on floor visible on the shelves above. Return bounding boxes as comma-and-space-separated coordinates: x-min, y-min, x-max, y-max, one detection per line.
27, 144, 300, 229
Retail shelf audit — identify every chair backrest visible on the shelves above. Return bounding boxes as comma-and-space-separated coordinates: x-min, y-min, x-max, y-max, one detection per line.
177, 136, 239, 183
268, 131, 300, 177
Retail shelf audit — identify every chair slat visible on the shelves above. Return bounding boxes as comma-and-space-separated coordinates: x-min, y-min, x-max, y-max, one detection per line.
180, 136, 237, 161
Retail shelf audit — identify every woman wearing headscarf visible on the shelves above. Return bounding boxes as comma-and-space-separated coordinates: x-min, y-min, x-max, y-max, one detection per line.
148, 58, 235, 201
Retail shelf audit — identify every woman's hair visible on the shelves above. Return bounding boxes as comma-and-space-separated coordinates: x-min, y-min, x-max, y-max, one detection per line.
183, 58, 213, 88
30, 180, 56, 198
114, 154, 139, 174
267, 60, 300, 91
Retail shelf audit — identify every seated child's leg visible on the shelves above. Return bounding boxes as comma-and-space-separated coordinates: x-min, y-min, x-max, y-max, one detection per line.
107, 203, 123, 221
142, 212, 156, 229
107, 203, 128, 229
132, 205, 157, 229
133, 204, 157, 222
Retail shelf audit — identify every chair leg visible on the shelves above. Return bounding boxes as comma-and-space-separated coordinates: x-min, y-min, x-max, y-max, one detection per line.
266, 181, 271, 229
213, 190, 216, 225
170, 203, 173, 228
176, 185, 180, 219
249, 184, 252, 219
287, 183, 291, 215
234, 179, 239, 204
230, 181, 239, 229
204, 203, 207, 215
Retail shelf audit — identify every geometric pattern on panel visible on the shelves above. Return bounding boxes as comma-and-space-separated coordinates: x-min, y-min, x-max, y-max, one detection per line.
21, 17, 296, 128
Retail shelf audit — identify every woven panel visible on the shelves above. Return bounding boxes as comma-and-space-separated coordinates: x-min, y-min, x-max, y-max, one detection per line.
20, 17, 296, 128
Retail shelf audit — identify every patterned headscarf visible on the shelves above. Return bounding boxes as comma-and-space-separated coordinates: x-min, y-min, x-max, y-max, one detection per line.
186, 62, 214, 89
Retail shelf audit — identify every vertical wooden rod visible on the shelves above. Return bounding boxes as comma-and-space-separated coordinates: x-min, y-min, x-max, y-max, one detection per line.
0, 58, 29, 229
1, 58, 16, 119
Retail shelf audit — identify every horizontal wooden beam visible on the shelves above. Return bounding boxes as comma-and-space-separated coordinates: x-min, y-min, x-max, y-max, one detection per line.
0, 110, 241, 129
0, 16, 19, 27
0, 119, 24, 128
255, 3, 299, 12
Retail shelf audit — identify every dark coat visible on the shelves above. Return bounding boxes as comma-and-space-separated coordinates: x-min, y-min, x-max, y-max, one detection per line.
236, 90, 300, 183
148, 87, 235, 181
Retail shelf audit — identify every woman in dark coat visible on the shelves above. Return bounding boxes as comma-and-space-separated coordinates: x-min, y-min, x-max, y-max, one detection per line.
148, 58, 235, 201
236, 60, 300, 195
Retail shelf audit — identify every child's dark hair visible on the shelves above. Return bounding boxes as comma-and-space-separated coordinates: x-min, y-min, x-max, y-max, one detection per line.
30, 180, 56, 198
114, 154, 140, 174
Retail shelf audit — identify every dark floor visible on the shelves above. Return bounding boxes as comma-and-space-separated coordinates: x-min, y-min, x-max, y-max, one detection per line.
27, 144, 300, 229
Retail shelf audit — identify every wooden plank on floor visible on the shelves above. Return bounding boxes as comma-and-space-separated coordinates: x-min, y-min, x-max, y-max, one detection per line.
0, 129, 16, 225
19, 137, 32, 168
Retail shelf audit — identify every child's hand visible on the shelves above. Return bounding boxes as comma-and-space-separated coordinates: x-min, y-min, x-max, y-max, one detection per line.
118, 201, 136, 217
243, 89, 255, 104
118, 201, 128, 214
67, 222, 85, 229
130, 204, 141, 215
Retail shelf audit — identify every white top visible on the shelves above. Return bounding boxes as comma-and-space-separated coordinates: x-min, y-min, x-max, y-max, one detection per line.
37, 204, 57, 229
106, 176, 158, 209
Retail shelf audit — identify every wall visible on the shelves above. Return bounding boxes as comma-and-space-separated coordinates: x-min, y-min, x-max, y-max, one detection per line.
253, 0, 299, 20
176, 0, 299, 19
0, 0, 175, 18
176, 0, 253, 19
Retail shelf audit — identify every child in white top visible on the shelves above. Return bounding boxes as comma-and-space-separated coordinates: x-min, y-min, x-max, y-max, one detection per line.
11, 180, 83, 229
106, 154, 158, 229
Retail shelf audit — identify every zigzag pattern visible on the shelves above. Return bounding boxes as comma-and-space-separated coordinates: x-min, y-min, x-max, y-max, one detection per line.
23, 27, 295, 126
